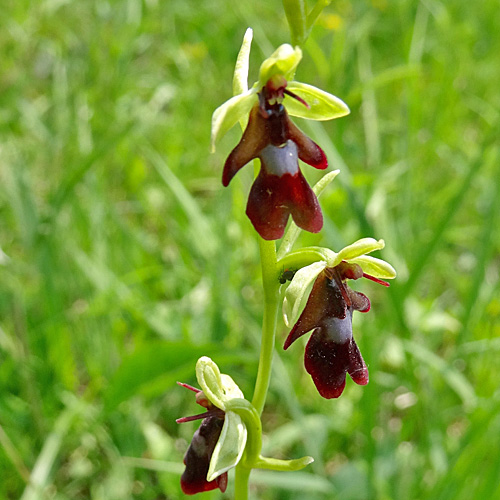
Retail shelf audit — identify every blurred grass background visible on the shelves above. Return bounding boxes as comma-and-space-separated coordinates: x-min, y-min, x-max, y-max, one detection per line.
1, 0, 499, 498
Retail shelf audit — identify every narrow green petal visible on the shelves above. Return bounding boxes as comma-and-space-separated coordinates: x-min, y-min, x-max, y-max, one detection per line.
233, 28, 253, 96
258, 44, 302, 86
285, 81, 350, 121
337, 238, 385, 262
283, 261, 327, 327
349, 255, 397, 279
196, 357, 225, 409
210, 90, 256, 152
207, 411, 247, 481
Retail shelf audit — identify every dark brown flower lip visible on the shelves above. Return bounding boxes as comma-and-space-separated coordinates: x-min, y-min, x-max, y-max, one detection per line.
283, 264, 377, 398
246, 165, 323, 241
180, 416, 227, 495
222, 87, 328, 240
304, 333, 369, 399
177, 382, 228, 495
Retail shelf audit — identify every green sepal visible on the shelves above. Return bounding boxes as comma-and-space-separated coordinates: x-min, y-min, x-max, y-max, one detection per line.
349, 255, 397, 279
233, 28, 253, 96
258, 44, 302, 87
285, 81, 350, 120
196, 357, 244, 410
253, 455, 314, 472
224, 398, 262, 464
207, 410, 247, 481
334, 238, 385, 265
277, 246, 335, 272
211, 90, 256, 152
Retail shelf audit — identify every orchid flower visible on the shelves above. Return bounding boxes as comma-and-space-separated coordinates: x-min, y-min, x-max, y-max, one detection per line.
177, 357, 247, 495
212, 29, 350, 240
282, 238, 396, 398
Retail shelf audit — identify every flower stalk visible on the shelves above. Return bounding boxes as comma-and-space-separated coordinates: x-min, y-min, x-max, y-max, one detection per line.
217, 21, 347, 497
234, 466, 251, 500
179, 4, 394, 494
251, 238, 280, 416
283, 0, 307, 46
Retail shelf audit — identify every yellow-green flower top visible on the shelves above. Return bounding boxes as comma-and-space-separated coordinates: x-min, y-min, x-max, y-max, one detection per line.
282, 238, 397, 327
211, 28, 350, 152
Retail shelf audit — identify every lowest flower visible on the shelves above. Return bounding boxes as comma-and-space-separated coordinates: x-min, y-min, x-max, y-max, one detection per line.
177, 357, 247, 495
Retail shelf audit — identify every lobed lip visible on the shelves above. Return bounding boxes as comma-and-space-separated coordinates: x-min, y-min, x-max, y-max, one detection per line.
284, 266, 373, 398
177, 382, 228, 494
305, 333, 369, 400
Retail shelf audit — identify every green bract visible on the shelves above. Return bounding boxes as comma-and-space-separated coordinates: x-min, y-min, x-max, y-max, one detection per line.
211, 90, 256, 153
282, 238, 397, 326
211, 28, 350, 151
284, 82, 351, 120
195, 357, 248, 481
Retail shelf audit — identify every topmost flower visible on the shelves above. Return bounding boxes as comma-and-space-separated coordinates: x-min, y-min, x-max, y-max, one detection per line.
211, 29, 350, 240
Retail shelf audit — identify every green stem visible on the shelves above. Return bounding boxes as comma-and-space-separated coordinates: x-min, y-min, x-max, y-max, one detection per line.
306, 0, 331, 31
283, 0, 307, 47
283, 0, 332, 47
225, 399, 262, 465
251, 238, 279, 415
235, 233, 279, 499
234, 465, 251, 500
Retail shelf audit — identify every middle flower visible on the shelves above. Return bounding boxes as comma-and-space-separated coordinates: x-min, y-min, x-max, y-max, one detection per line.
281, 238, 396, 398
223, 76, 328, 240
284, 262, 373, 399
